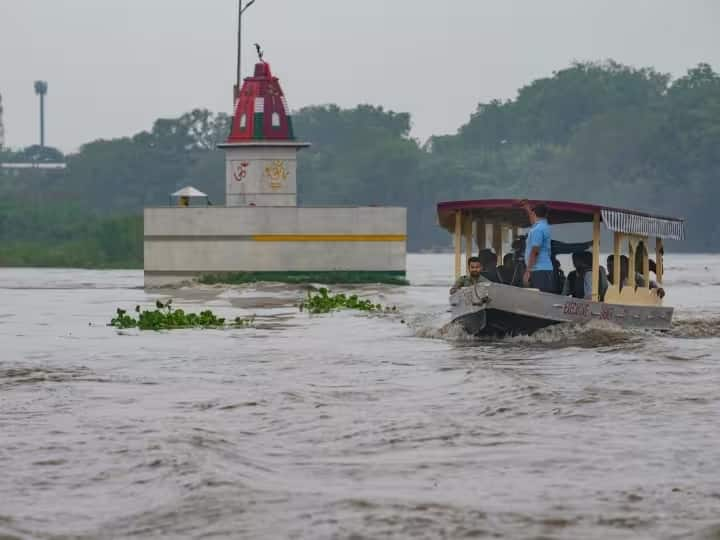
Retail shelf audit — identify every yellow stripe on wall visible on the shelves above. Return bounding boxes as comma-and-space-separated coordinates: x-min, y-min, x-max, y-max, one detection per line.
252, 234, 407, 242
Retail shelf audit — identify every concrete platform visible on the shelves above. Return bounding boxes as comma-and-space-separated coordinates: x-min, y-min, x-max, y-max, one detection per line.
144, 206, 407, 287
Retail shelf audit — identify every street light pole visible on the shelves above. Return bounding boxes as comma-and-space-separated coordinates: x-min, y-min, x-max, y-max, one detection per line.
34, 81, 48, 148
235, 0, 256, 102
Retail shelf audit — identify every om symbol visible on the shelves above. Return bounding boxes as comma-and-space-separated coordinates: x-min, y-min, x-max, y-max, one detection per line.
233, 161, 249, 182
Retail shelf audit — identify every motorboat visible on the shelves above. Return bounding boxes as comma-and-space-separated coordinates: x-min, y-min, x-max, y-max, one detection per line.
437, 199, 685, 336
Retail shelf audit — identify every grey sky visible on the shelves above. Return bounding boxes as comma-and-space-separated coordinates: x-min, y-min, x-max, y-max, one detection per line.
1, 0, 718, 152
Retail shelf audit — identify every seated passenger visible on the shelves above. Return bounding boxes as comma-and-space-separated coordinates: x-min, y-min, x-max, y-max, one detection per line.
552, 254, 566, 294
477, 249, 503, 283
606, 254, 626, 287
607, 255, 665, 298
562, 251, 608, 300
498, 253, 517, 285
450, 256, 488, 294
634, 254, 660, 283
636, 258, 665, 298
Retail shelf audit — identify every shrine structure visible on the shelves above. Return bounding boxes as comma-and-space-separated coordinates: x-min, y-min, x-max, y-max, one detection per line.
143, 51, 406, 286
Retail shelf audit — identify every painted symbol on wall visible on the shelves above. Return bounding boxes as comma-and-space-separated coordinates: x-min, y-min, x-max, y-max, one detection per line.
233, 161, 250, 182
264, 160, 289, 191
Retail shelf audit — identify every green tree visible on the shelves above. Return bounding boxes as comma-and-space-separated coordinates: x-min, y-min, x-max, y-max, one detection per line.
1, 60, 719, 265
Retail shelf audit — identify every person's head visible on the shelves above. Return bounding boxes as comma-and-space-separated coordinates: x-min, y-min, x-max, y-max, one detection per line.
477, 248, 497, 269
607, 254, 615, 282
502, 253, 514, 268
620, 255, 629, 278
607, 254, 629, 281
635, 242, 648, 273
533, 204, 548, 219
572, 252, 583, 270
573, 251, 593, 271
632, 247, 658, 276
467, 256, 483, 277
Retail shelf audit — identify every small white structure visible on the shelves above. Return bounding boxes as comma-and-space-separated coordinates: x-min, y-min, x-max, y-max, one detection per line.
143, 59, 406, 287
170, 186, 209, 207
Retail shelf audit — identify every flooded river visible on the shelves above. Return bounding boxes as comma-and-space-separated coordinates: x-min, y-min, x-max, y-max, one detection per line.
1, 254, 720, 539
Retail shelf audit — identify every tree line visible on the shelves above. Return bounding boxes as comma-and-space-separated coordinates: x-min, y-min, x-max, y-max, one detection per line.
0, 60, 718, 267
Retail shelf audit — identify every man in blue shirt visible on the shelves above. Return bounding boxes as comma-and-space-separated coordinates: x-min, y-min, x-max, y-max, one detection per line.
521, 201, 555, 293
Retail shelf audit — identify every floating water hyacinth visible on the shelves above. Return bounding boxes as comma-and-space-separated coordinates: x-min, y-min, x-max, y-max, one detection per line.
110, 300, 254, 330
299, 287, 397, 315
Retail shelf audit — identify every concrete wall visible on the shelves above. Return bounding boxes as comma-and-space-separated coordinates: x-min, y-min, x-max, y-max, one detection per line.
224, 145, 299, 207
144, 206, 406, 286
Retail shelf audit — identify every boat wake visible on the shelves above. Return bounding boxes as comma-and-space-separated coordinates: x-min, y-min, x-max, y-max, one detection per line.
510, 320, 639, 348
410, 307, 720, 346
667, 316, 720, 339
415, 320, 481, 342
411, 314, 641, 348
405, 311, 478, 342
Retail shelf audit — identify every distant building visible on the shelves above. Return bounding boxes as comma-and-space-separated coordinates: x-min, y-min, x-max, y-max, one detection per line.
0, 145, 66, 171
143, 57, 407, 287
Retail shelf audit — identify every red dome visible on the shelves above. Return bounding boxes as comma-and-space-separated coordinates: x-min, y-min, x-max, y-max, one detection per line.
227, 61, 295, 142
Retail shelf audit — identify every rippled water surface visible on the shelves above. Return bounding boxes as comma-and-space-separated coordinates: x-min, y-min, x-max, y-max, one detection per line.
2, 254, 720, 539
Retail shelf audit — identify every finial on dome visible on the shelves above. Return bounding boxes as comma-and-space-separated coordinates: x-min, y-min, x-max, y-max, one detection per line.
254, 43, 264, 62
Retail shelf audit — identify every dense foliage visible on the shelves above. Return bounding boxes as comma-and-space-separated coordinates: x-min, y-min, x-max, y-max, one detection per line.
1, 60, 719, 266
0, 201, 142, 267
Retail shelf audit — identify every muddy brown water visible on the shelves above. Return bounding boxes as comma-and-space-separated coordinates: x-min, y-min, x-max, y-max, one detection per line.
1, 255, 720, 539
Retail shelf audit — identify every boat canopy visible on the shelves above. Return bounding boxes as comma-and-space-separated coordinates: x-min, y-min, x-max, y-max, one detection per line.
437, 199, 685, 241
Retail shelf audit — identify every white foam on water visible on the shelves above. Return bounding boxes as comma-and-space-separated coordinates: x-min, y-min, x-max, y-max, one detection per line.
668, 315, 720, 339
509, 320, 637, 348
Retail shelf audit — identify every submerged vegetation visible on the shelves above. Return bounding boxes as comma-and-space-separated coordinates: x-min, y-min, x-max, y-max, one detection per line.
300, 287, 397, 314
198, 271, 409, 286
110, 300, 253, 330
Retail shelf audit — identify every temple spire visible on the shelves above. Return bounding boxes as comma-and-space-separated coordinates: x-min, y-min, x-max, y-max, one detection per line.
227, 56, 296, 142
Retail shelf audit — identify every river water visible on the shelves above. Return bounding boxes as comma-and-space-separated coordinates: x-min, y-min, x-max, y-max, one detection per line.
1, 254, 720, 539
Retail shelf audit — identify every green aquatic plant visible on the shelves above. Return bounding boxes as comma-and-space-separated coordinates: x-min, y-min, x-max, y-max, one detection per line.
299, 287, 398, 315
110, 300, 254, 330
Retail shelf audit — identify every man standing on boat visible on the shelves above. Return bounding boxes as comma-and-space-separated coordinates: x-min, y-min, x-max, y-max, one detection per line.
520, 200, 555, 293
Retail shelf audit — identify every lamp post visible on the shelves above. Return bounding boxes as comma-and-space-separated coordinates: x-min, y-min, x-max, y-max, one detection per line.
235, 0, 257, 102
34, 80, 48, 147
0, 93, 5, 149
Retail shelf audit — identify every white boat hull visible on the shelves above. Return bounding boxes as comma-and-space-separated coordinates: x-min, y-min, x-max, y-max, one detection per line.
450, 282, 673, 336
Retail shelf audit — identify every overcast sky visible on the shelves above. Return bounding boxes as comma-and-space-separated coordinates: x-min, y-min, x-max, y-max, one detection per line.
1, 0, 718, 152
